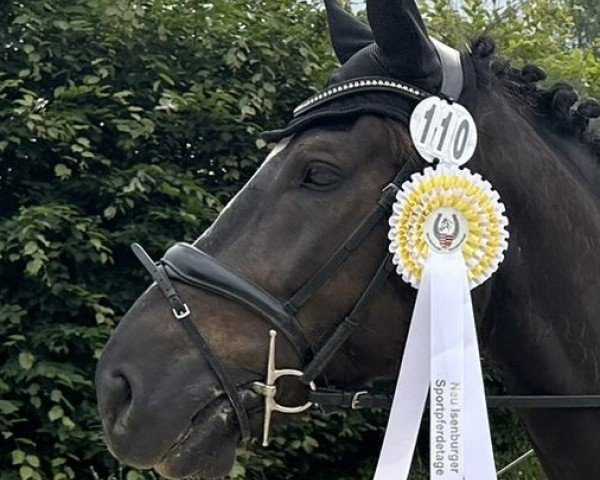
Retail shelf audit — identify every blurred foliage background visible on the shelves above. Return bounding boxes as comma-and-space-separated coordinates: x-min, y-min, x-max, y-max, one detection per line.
0, 0, 598, 479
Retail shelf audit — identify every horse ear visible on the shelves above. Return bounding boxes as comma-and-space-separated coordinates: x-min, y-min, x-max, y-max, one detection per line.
366, 0, 441, 84
325, 0, 374, 63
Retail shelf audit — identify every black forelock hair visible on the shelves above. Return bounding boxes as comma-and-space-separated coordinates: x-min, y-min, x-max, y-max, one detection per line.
470, 36, 600, 163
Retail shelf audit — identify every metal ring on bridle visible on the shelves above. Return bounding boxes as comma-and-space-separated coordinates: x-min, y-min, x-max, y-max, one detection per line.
252, 330, 317, 446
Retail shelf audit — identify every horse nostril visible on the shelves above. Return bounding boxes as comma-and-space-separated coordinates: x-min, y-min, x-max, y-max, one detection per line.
114, 374, 133, 411
99, 371, 134, 430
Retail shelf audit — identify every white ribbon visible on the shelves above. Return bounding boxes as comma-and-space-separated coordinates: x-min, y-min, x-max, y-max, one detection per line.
373, 252, 496, 480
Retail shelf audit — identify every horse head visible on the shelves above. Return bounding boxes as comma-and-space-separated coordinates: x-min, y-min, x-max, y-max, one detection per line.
96, 1, 600, 479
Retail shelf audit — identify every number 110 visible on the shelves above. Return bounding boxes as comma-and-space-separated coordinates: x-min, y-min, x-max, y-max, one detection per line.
420, 104, 470, 160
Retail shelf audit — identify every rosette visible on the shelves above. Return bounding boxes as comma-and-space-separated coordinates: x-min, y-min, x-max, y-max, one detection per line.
375, 163, 509, 480
388, 164, 509, 289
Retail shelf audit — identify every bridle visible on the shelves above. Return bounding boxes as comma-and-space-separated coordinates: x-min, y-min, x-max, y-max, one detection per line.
130, 75, 600, 451
131, 152, 416, 444
130, 75, 440, 448
126, 70, 439, 446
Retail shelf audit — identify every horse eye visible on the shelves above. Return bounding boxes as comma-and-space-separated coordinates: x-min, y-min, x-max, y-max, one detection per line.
301, 162, 343, 191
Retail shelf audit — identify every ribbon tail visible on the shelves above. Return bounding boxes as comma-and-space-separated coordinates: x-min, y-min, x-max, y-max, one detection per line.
429, 252, 465, 479
463, 273, 497, 479
373, 263, 432, 480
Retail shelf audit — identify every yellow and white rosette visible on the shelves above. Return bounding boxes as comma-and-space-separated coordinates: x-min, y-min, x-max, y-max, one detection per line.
389, 164, 508, 289
373, 164, 509, 480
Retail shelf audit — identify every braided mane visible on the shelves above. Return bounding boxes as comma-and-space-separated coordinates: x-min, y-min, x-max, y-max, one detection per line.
470, 36, 600, 162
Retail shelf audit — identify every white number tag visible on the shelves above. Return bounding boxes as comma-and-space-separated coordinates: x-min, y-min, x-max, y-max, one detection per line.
409, 97, 477, 166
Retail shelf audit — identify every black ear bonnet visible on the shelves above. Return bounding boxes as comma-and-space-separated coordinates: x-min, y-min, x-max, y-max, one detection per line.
263, 0, 468, 142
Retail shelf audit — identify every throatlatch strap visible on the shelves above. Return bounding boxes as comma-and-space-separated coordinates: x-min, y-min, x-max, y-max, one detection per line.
131, 244, 252, 441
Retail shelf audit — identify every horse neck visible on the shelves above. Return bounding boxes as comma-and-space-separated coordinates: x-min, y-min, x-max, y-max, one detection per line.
472, 91, 600, 395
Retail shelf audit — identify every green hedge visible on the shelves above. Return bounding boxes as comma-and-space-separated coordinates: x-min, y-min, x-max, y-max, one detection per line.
0, 1, 597, 479
0, 1, 333, 478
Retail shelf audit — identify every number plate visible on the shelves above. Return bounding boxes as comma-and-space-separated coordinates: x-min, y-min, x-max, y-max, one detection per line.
409, 97, 477, 166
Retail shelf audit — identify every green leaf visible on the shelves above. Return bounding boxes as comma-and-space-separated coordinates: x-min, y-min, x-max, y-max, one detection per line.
241, 105, 256, 116
25, 258, 43, 276
61, 416, 75, 429
12, 450, 25, 465
160, 183, 180, 197
54, 164, 72, 180
158, 73, 175, 86
51, 458, 66, 467
103, 206, 117, 219
23, 241, 38, 255
13, 15, 30, 24
302, 436, 319, 453
52, 20, 69, 30
83, 75, 100, 85
19, 352, 35, 370
19, 466, 34, 480
51, 390, 61, 402
228, 462, 246, 478
126, 471, 143, 480
25, 455, 40, 468
48, 405, 64, 422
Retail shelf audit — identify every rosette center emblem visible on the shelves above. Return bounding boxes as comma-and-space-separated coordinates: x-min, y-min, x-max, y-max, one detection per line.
425, 207, 469, 253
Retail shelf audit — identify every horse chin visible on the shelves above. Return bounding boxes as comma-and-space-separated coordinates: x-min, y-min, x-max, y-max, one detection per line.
154, 398, 239, 480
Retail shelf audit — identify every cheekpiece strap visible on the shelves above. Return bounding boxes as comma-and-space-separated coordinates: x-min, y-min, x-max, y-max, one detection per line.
130, 243, 252, 441
131, 243, 188, 317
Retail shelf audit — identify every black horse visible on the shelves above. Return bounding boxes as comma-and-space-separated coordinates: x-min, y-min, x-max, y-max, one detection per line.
96, 1, 600, 479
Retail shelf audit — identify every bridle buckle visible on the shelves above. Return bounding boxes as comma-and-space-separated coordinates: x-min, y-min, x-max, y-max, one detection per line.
172, 303, 190, 320
252, 330, 316, 447
378, 183, 399, 209
351, 390, 369, 410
